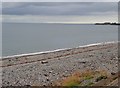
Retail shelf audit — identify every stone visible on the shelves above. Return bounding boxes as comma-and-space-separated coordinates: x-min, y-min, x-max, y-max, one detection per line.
44, 74, 48, 77
49, 71, 53, 73
41, 61, 48, 64
111, 72, 116, 75
46, 78, 49, 81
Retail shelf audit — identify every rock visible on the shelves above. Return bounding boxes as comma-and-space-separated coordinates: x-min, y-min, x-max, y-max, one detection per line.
41, 61, 48, 64
46, 78, 49, 81
49, 71, 53, 73
42, 69, 46, 72
78, 61, 86, 64
44, 74, 48, 77
62, 74, 68, 77
52, 73, 56, 76
89, 54, 94, 57
111, 72, 116, 75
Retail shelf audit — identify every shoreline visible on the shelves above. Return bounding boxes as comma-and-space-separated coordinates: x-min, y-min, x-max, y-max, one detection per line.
2, 41, 118, 86
2, 41, 117, 59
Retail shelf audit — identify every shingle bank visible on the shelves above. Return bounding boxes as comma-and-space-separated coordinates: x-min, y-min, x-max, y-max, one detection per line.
1, 42, 118, 86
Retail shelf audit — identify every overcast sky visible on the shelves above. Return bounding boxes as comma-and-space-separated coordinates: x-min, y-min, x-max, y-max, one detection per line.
1, 2, 118, 23
1, 0, 120, 2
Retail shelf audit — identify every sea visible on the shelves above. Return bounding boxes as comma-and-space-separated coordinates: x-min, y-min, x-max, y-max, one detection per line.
2, 23, 118, 57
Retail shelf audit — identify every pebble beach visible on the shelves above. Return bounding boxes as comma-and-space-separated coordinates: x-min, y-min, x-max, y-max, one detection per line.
1, 42, 118, 86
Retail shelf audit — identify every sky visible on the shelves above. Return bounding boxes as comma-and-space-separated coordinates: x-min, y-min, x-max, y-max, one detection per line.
1, 1, 118, 24
1, 0, 120, 2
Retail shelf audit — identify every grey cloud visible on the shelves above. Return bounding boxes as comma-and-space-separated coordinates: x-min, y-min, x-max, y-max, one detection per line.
2, 2, 117, 16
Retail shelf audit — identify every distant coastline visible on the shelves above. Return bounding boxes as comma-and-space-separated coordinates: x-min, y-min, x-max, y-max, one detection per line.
95, 22, 120, 25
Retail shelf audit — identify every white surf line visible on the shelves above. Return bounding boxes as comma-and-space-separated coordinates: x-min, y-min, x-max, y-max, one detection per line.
1, 41, 118, 59
78, 41, 117, 48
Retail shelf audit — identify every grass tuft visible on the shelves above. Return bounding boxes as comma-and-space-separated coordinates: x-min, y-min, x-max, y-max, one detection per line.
53, 70, 108, 86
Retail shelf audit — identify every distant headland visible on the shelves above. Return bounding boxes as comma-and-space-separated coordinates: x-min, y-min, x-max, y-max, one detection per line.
95, 22, 120, 25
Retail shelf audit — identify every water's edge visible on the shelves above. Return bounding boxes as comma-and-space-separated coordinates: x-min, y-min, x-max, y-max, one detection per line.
2, 41, 117, 59
1, 41, 118, 67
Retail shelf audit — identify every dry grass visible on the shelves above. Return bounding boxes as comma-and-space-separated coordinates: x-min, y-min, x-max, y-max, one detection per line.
62, 71, 81, 86
53, 69, 108, 87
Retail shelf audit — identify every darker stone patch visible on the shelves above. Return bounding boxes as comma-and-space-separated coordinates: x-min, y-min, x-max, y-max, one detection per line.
46, 78, 49, 81
111, 72, 116, 75
44, 74, 48, 77
41, 61, 48, 64
78, 61, 86, 64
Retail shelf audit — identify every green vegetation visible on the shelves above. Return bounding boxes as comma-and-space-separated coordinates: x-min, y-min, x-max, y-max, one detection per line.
63, 82, 80, 87
84, 75, 94, 80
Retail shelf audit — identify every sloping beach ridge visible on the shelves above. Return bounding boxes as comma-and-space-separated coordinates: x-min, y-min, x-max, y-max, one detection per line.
1, 41, 119, 86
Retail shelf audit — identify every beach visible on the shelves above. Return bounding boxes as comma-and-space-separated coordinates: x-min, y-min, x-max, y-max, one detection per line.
1, 42, 118, 86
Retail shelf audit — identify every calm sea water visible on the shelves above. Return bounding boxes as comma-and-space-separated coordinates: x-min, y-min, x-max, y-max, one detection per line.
2, 23, 118, 56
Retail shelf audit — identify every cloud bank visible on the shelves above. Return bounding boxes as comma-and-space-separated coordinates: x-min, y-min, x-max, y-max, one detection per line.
2, 2, 118, 23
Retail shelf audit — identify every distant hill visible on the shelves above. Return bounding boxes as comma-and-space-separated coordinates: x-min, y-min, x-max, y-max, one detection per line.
95, 22, 120, 25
